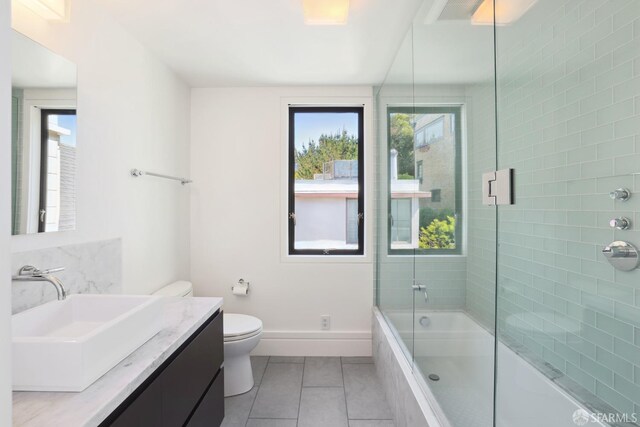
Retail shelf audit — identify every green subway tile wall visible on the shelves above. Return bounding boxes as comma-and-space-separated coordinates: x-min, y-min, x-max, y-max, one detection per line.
474, 0, 640, 416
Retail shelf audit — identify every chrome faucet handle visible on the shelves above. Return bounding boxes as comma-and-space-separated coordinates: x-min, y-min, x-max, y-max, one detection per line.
12, 265, 67, 300
17, 265, 65, 276
17, 265, 39, 276
609, 188, 631, 201
609, 217, 631, 230
39, 267, 65, 275
602, 241, 640, 271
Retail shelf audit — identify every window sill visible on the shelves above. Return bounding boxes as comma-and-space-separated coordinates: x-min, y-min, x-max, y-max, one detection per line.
281, 254, 372, 264
385, 253, 467, 259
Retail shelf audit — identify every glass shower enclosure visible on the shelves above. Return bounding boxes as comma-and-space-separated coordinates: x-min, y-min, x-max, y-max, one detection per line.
375, 1, 640, 426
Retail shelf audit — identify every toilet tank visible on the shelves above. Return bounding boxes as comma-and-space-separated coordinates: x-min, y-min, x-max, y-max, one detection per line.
152, 281, 193, 297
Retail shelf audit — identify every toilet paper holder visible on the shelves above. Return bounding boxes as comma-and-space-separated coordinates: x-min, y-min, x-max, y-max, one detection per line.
231, 278, 250, 294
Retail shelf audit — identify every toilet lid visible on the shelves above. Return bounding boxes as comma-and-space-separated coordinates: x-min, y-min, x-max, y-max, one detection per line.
224, 313, 262, 338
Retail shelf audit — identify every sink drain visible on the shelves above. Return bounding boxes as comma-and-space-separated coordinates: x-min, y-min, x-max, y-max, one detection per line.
428, 374, 440, 381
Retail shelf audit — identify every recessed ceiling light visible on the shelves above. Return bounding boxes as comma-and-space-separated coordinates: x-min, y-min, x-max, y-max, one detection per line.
16, 0, 70, 22
472, 0, 538, 25
303, 0, 350, 25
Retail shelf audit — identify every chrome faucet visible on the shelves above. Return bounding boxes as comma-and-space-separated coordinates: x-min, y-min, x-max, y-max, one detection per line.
12, 265, 67, 300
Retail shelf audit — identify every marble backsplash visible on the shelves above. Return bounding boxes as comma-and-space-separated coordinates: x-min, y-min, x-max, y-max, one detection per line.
11, 239, 122, 314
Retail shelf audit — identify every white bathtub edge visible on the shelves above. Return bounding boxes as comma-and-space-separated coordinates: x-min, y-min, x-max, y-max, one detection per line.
373, 307, 443, 427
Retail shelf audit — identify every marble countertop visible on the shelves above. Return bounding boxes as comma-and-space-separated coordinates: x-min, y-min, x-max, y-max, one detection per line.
13, 296, 223, 427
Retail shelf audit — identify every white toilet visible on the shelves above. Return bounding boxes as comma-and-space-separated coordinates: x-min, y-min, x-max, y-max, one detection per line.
223, 313, 262, 396
152, 281, 263, 397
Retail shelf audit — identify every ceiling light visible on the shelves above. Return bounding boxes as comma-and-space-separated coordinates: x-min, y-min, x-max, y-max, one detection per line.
472, 0, 538, 25
303, 0, 350, 25
16, 0, 70, 22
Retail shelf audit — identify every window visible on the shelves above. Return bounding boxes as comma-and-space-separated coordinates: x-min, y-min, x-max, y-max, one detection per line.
415, 129, 426, 147
416, 116, 445, 147
288, 106, 364, 255
425, 116, 445, 144
391, 198, 412, 245
39, 109, 77, 233
388, 106, 462, 254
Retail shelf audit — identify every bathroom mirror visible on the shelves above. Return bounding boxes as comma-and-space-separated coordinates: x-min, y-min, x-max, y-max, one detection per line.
11, 30, 78, 235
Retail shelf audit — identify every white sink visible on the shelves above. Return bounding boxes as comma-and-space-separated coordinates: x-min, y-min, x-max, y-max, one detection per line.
12, 294, 164, 392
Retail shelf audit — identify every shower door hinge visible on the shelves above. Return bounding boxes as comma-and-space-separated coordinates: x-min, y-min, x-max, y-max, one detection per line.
482, 168, 514, 206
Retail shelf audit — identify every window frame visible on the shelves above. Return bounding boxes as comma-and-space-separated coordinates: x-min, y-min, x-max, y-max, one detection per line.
387, 106, 463, 256
38, 108, 76, 233
288, 106, 365, 256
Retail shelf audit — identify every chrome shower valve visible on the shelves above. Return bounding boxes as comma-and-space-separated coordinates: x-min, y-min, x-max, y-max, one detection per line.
609, 217, 631, 230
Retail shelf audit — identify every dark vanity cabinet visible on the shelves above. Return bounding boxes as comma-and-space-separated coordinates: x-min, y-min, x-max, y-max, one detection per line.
101, 310, 224, 427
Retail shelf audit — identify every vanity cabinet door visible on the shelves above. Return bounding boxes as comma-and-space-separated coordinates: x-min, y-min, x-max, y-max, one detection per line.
101, 310, 224, 427
161, 311, 223, 427
109, 377, 163, 427
186, 369, 224, 427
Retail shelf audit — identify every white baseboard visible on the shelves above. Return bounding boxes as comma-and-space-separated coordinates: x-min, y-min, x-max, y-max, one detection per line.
251, 330, 372, 357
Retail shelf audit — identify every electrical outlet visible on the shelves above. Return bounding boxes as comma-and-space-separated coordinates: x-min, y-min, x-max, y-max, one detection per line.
320, 315, 331, 330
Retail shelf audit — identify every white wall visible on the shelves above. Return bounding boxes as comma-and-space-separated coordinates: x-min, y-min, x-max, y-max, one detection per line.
1, 0, 13, 422
191, 87, 374, 356
10, 0, 191, 295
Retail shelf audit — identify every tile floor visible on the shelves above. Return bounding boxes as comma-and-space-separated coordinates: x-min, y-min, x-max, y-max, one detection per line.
222, 356, 396, 427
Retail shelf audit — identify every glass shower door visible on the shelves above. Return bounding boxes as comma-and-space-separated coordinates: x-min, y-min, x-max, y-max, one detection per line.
392, 13, 499, 427
376, 4, 499, 427
494, 0, 640, 426
375, 27, 418, 367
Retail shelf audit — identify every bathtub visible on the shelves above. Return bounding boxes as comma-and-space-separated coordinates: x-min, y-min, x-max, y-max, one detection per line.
380, 310, 609, 427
